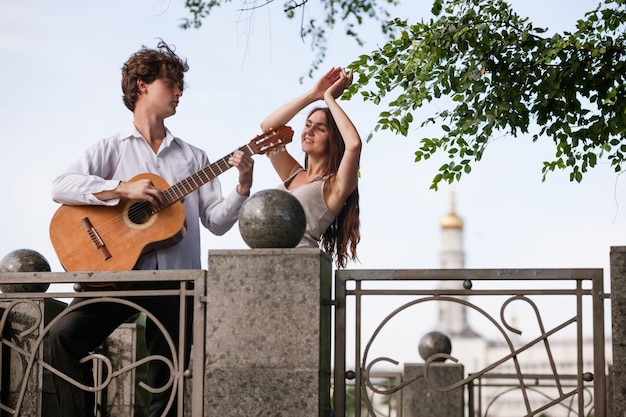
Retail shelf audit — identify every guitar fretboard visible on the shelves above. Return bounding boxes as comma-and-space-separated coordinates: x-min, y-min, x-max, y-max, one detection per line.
161, 144, 253, 207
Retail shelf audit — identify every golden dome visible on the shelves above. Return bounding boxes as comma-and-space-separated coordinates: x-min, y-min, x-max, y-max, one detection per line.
440, 194, 464, 229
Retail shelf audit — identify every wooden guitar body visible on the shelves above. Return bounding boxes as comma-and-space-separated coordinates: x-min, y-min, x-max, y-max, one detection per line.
49, 173, 186, 272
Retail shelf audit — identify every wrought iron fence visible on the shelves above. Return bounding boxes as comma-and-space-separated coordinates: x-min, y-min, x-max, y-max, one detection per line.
0, 270, 206, 417
467, 372, 598, 417
333, 268, 608, 417
0, 267, 612, 416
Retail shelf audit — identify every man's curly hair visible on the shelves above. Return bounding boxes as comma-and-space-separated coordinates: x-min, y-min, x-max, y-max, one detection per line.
121, 40, 189, 111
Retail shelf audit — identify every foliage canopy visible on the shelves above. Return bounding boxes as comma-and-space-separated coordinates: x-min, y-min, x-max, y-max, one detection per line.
181, 0, 626, 189
180, 0, 398, 77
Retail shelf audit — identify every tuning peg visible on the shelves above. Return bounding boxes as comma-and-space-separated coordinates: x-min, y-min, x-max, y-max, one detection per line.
265, 145, 287, 157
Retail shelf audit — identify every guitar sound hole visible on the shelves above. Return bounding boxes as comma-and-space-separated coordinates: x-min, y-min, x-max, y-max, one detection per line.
128, 201, 156, 225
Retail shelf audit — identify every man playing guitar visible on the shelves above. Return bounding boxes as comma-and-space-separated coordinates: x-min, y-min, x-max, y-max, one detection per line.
47, 40, 254, 417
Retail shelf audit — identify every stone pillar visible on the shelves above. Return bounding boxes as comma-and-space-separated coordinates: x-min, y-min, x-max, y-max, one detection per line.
204, 248, 332, 417
403, 363, 464, 417
99, 323, 138, 417
610, 246, 626, 417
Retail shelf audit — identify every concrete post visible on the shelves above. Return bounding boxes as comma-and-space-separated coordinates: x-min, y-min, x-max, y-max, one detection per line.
403, 363, 464, 417
610, 246, 626, 417
99, 323, 138, 417
204, 248, 332, 417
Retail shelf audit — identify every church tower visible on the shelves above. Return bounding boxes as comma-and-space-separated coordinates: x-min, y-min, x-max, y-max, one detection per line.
436, 194, 479, 337
439, 194, 465, 269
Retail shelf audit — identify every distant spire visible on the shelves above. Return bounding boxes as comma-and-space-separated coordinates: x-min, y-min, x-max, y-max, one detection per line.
440, 191, 464, 229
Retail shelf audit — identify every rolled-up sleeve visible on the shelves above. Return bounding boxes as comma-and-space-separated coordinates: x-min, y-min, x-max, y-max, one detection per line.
51, 138, 122, 206
197, 177, 248, 236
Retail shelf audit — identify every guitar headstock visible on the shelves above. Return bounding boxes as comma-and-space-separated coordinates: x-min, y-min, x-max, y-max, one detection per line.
249, 125, 294, 156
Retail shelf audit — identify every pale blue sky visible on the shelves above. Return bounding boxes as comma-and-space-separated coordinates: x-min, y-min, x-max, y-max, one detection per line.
0, 0, 620, 362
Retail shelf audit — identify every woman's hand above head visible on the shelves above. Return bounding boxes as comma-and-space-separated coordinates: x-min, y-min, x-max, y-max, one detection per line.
325, 68, 353, 101
260, 66, 345, 132
311, 67, 343, 101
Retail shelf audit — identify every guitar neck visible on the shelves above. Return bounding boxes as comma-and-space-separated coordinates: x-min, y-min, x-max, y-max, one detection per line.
161, 144, 253, 206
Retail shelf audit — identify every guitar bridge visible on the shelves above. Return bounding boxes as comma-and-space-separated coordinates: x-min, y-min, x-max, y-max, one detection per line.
81, 217, 112, 261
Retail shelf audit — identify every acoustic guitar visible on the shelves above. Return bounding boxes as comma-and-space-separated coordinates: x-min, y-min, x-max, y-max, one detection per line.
49, 125, 293, 286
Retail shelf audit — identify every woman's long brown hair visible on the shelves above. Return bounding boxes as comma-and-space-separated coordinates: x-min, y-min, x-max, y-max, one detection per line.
304, 107, 360, 268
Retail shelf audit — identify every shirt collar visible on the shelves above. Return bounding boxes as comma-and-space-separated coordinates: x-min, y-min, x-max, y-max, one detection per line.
119, 124, 177, 148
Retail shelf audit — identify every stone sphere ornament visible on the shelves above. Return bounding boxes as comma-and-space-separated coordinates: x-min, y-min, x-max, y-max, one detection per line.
418, 330, 452, 362
0, 249, 51, 293
239, 189, 306, 248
